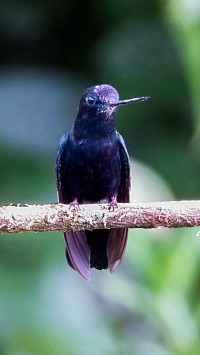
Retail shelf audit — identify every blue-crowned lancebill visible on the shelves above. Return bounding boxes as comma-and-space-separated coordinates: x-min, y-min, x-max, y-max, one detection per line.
56, 84, 150, 280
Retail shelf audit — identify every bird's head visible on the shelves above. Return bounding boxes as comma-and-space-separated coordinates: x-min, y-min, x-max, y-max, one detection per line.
77, 84, 117, 119
74, 84, 150, 138
77, 84, 150, 120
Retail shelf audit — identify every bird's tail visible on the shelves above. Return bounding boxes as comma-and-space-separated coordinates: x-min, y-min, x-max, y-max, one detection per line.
64, 227, 128, 280
86, 230, 109, 270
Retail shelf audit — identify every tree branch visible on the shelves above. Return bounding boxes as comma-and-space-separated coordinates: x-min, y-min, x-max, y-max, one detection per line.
0, 201, 200, 234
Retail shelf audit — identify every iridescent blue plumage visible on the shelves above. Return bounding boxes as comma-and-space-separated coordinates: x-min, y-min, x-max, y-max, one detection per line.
56, 84, 149, 280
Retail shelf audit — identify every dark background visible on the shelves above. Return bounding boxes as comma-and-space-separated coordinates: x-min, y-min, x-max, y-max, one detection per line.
0, 1, 200, 354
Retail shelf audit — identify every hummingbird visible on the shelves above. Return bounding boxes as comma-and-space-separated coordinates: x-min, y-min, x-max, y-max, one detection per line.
56, 84, 150, 280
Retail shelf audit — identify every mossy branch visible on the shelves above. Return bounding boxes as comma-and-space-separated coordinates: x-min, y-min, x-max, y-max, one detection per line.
0, 201, 200, 234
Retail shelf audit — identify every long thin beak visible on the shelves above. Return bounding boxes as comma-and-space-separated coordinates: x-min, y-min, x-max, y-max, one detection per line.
110, 96, 151, 106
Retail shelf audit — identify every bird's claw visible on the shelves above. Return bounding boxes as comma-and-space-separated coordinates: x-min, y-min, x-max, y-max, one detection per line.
69, 199, 80, 212
109, 196, 118, 211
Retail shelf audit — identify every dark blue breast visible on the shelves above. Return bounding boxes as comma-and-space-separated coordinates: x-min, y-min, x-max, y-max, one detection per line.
64, 134, 121, 203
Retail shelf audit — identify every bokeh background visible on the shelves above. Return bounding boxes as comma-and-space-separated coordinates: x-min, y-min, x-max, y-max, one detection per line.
0, 1, 200, 354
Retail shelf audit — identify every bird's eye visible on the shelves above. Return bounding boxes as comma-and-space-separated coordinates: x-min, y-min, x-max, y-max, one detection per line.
86, 96, 96, 106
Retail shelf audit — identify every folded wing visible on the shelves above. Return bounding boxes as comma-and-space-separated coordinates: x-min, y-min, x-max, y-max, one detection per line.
107, 132, 131, 272
56, 133, 91, 280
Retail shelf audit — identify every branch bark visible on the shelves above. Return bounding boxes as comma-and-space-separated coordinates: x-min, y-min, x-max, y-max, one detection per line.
0, 201, 200, 234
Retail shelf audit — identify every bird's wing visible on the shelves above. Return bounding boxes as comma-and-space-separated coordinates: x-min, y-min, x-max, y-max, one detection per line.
116, 132, 131, 203
64, 231, 91, 280
56, 133, 69, 203
56, 133, 91, 280
107, 132, 131, 272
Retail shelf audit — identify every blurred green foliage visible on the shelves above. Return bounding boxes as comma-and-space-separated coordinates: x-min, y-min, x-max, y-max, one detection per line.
0, 0, 200, 354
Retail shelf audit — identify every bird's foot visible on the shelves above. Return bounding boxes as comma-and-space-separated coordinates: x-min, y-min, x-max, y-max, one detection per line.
109, 196, 118, 211
69, 198, 80, 212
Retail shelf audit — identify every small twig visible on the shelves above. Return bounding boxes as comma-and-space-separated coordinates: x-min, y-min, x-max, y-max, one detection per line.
0, 201, 200, 234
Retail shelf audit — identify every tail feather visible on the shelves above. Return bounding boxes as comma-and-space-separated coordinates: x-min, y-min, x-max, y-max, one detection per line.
86, 230, 109, 270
